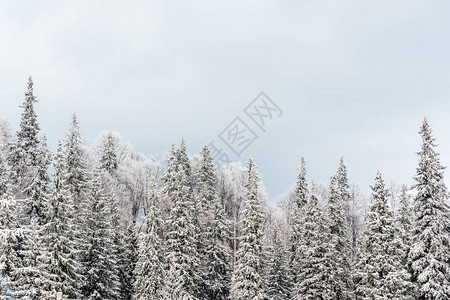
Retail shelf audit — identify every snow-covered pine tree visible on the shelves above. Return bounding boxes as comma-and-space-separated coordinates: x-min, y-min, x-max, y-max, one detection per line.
396, 185, 412, 263
265, 222, 292, 300
41, 140, 81, 299
231, 158, 267, 300
134, 185, 166, 300
289, 156, 308, 291
163, 142, 201, 299
407, 118, 450, 299
13, 135, 51, 299
11, 94, 52, 299
355, 170, 414, 300
64, 114, 89, 209
7, 78, 51, 226
336, 158, 351, 217
161, 144, 177, 204
8, 77, 41, 192
122, 223, 137, 300
194, 145, 214, 295
23, 133, 52, 225
293, 183, 334, 300
80, 169, 120, 300
197, 145, 231, 299
195, 145, 216, 223
336, 158, 352, 245
0, 153, 20, 299
100, 131, 118, 174
0, 195, 18, 299
326, 173, 352, 299
63, 114, 90, 293
0, 150, 10, 197
176, 138, 192, 179
13, 218, 50, 300
104, 188, 128, 300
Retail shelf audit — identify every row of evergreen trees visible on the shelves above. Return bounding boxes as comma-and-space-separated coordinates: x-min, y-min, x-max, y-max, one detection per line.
0, 78, 140, 299
0, 78, 449, 299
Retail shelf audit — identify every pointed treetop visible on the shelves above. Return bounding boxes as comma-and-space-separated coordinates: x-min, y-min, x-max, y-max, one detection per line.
15, 76, 41, 154
247, 156, 254, 166
300, 156, 306, 174
70, 114, 80, 131
337, 157, 347, 177
176, 138, 191, 178
418, 116, 440, 152
245, 157, 260, 182
370, 170, 390, 209
295, 157, 307, 187
25, 76, 37, 101
292, 156, 308, 212
180, 138, 187, 151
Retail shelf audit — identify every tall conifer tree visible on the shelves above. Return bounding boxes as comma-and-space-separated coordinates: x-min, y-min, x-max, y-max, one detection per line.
407, 118, 450, 299
42, 140, 80, 298
164, 142, 201, 299
134, 186, 166, 300
80, 170, 120, 299
293, 185, 333, 300
231, 158, 266, 300
265, 223, 292, 300
326, 173, 352, 299
355, 171, 413, 299
0, 153, 20, 299
197, 145, 231, 299
289, 157, 308, 291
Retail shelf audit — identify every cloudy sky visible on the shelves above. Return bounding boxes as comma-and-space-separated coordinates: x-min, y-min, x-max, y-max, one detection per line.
1, 0, 450, 200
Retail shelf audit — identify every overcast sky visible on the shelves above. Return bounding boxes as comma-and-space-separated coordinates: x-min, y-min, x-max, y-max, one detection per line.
1, 0, 450, 200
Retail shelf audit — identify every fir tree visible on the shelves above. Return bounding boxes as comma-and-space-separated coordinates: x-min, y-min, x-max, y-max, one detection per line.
196, 145, 217, 220
8, 77, 41, 190
231, 158, 266, 300
13, 219, 50, 300
25, 133, 52, 224
197, 145, 232, 299
293, 185, 334, 300
336, 157, 351, 217
100, 131, 118, 174
326, 173, 352, 299
63, 114, 89, 296
12, 134, 51, 299
289, 157, 308, 291
3, 127, 47, 299
105, 189, 128, 300
122, 223, 138, 300
0, 159, 20, 299
176, 138, 192, 179
80, 169, 120, 299
396, 184, 412, 264
0, 151, 9, 197
15, 131, 52, 226
355, 171, 414, 299
134, 186, 166, 300
64, 114, 88, 208
265, 223, 292, 300
407, 118, 450, 299
163, 142, 201, 299
42, 141, 80, 299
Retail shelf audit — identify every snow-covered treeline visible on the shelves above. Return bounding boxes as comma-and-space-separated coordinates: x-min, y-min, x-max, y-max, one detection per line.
0, 78, 449, 299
